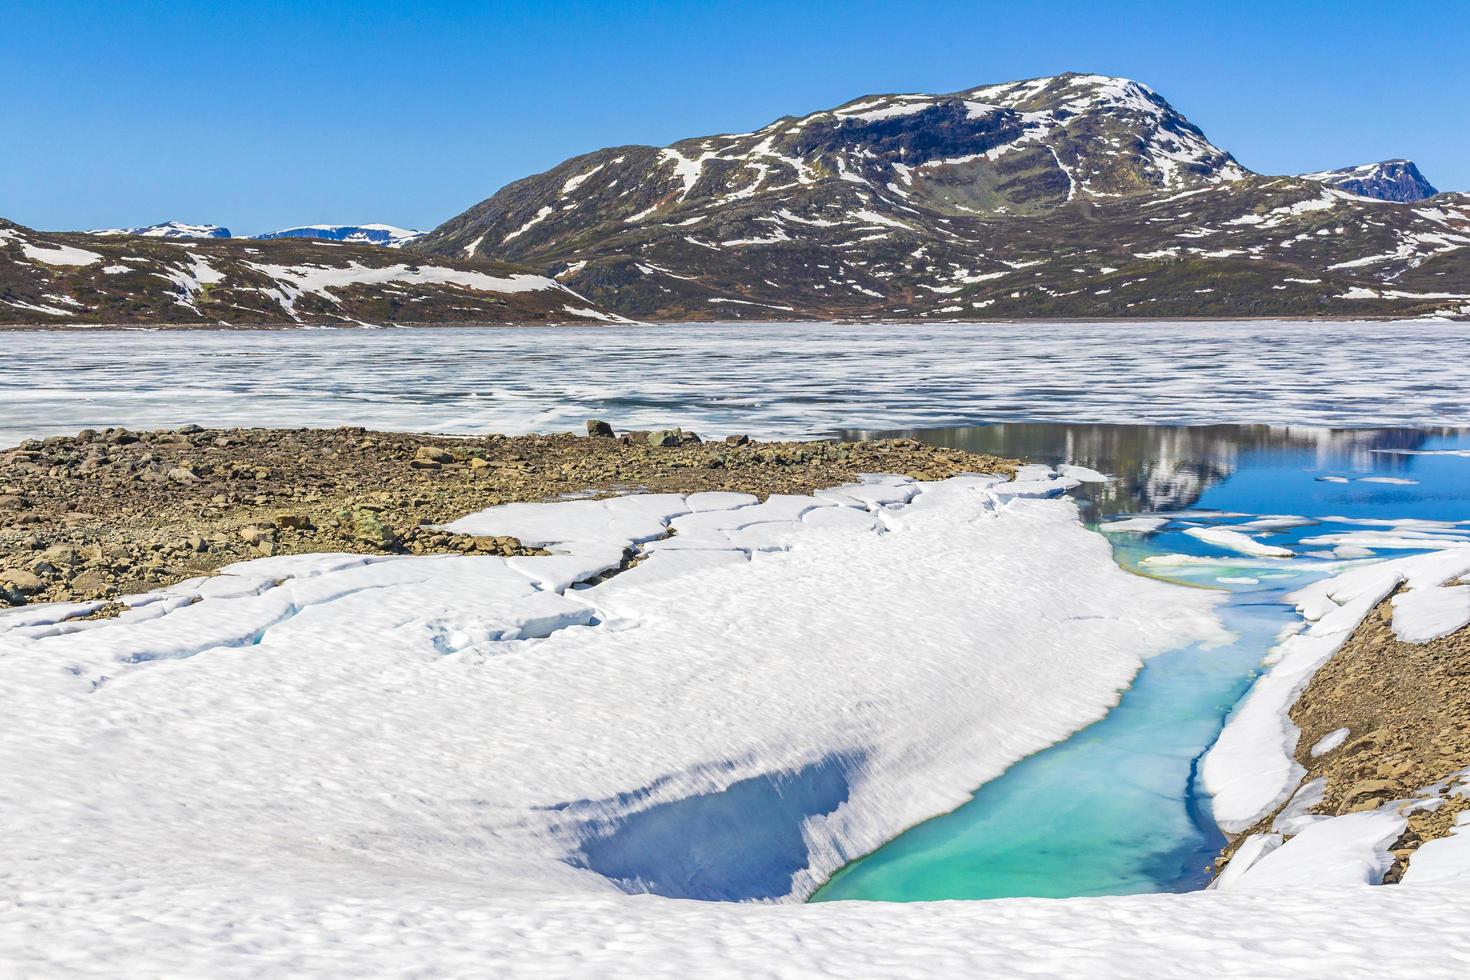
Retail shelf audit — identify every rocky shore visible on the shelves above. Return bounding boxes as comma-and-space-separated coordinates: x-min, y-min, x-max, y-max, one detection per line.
1216, 595, 1470, 877
0, 423, 1015, 608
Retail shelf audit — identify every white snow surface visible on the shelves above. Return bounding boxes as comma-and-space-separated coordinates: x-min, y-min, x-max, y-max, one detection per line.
1404, 810, 1470, 887
1222, 811, 1406, 891
0, 478, 1279, 976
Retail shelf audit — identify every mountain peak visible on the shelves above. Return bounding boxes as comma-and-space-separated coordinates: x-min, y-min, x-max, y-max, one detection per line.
421, 72, 1245, 264
1301, 160, 1438, 202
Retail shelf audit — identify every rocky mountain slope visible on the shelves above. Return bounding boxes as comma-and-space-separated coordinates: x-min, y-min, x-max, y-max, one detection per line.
1303, 160, 1439, 202
0, 220, 622, 326
415, 73, 1469, 321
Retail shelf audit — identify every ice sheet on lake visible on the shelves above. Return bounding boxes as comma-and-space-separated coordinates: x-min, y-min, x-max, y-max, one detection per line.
8, 320, 1470, 447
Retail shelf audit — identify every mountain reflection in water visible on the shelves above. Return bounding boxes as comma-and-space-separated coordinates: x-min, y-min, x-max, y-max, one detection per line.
840, 423, 1465, 516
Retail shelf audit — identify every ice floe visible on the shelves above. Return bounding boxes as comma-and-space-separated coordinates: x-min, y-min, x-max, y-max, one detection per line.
1184, 525, 1294, 558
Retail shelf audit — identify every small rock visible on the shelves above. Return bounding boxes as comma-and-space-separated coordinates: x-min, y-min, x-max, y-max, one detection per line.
176, 424, 204, 435
409, 459, 442, 470
69, 570, 110, 593
1341, 778, 1397, 810
469, 457, 490, 470
167, 466, 200, 483
586, 419, 616, 438
725, 434, 751, 446
273, 513, 311, 529
238, 525, 275, 545
414, 446, 454, 464
42, 544, 80, 566
350, 509, 398, 549
0, 569, 43, 594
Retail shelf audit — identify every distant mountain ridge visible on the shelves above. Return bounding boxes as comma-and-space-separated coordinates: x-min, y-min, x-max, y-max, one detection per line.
412, 71, 1468, 322
250, 224, 425, 248
91, 221, 231, 239
85, 222, 424, 248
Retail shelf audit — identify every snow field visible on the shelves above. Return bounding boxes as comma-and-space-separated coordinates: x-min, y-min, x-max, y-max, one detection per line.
0, 471, 1242, 975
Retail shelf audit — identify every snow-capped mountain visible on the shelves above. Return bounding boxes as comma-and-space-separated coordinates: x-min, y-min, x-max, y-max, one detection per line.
252, 224, 425, 248
422, 72, 1247, 264
1301, 160, 1439, 202
89, 220, 232, 239
413, 72, 1468, 322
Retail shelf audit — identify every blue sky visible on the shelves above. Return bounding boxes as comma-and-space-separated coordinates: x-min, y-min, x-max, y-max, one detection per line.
6, 0, 1466, 235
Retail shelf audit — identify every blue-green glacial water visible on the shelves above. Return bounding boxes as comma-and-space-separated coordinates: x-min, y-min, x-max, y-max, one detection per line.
813, 423, 1470, 903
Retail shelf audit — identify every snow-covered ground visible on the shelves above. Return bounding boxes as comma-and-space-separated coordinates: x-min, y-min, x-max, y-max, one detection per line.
3, 473, 1468, 976
5, 320, 1470, 447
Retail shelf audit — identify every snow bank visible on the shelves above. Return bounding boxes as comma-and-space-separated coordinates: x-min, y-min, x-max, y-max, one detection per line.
1404, 810, 1470, 887
0, 476, 1246, 975
1220, 811, 1406, 890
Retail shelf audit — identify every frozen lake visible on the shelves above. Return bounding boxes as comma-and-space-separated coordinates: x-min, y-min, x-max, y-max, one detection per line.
4, 320, 1470, 447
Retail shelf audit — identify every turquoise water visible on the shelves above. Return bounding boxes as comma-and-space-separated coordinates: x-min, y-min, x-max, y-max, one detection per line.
814, 424, 1470, 903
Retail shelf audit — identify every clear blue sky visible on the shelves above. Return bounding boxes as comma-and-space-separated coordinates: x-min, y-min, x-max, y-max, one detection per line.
6, 0, 1466, 235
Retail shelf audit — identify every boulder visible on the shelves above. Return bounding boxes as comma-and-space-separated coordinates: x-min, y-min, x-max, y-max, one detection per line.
648, 429, 683, 448
350, 509, 398, 549
725, 434, 751, 446
586, 419, 616, 438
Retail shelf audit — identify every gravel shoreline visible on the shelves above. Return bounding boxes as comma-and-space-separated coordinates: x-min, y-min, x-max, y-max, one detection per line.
1215, 594, 1470, 878
0, 423, 1016, 608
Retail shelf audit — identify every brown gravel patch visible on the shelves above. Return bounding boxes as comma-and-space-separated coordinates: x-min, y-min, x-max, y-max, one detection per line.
0, 423, 1015, 608
1215, 595, 1470, 878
